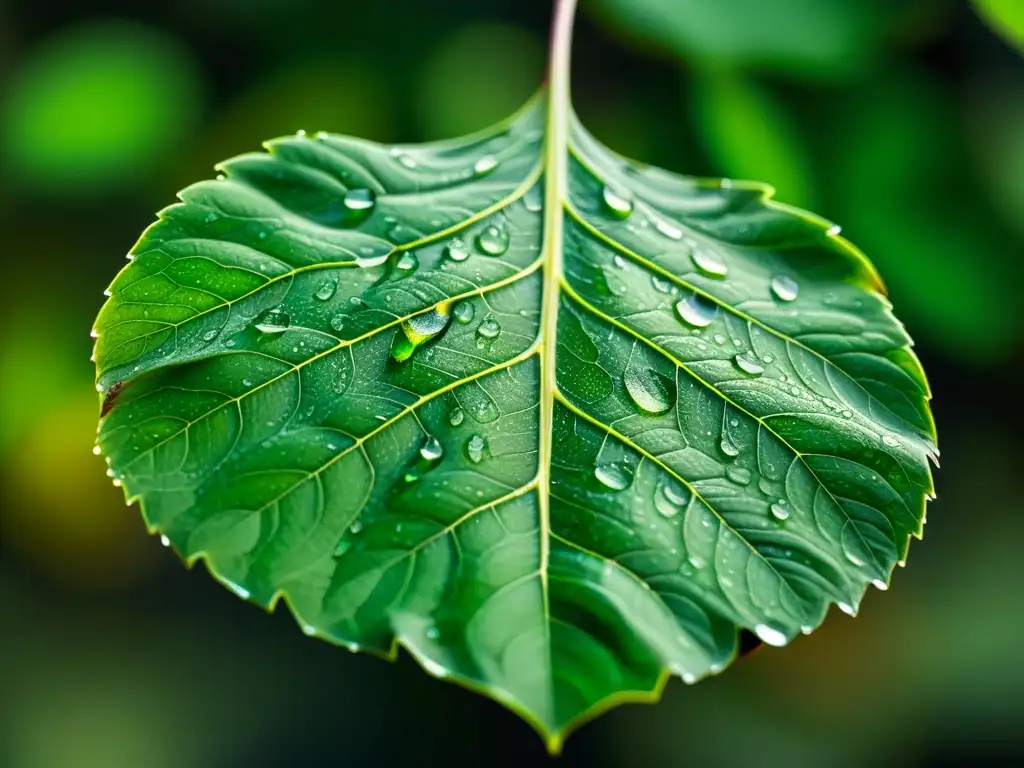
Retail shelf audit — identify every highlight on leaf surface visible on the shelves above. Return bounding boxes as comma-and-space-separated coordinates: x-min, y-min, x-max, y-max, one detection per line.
91, 0, 937, 753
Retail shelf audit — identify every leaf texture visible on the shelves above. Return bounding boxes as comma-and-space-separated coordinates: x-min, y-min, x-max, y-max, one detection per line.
93, 92, 937, 750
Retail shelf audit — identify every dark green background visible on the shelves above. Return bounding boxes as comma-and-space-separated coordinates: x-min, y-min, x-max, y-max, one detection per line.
1, 1, 1021, 765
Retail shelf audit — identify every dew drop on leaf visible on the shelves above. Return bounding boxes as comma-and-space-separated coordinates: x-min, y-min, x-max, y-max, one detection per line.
675, 294, 718, 327
726, 466, 752, 486
733, 353, 764, 376
623, 364, 674, 415
770, 502, 790, 521
466, 434, 486, 464
254, 309, 290, 334
770, 275, 799, 302
420, 435, 444, 461
315, 278, 338, 301
691, 248, 728, 278
396, 252, 418, 271
652, 275, 674, 294
594, 462, 633, 491
392, 307, 452, 362
476, 224, 509, 255
654, 218, 683, 240
474, 155, 499, 175
476, 316, 501, 340
754, 623, 789, 647
453, 302, 475, 325
882, 434, 901, 448
449, 407, 465, 427
601, 185, 633, 219
446, 238, 470, 262
719, 437, 740, 457
329, 314, 347, 332
343, 188, 376, 212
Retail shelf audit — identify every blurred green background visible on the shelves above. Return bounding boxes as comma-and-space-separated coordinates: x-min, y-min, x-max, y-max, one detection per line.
1, 1, 1022, 766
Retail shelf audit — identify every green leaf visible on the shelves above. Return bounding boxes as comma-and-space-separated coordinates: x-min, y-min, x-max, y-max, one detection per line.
93, 1, 936, 753
973, 0, 1024, 53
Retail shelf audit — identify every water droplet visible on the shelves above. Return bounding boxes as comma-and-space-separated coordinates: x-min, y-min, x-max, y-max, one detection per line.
420, 435, 444, 461
355, 252, 389, 268
254, 309, 290, 334
242, 378, 254, 388
881, 434, 900, 448
654, 478, 687, 517
392, 307, 452, 362
476, 224, 509, 256
202, 329, 219, 342
675, 294, 719, 328
688, 554, 706, 569
315, 278, 337, 301
330, 314, 347, 332
343, 188, 376, 211
726, 466, 752, 486
733, 353, 764, 376
654, 218, 683, 240
719, 438, 740, 457
453, 302, 475, 325
474, 155, 499, 175
651, 275, 674, 294
613, 254, 627, 269
595, 463, 633, 491
770, 275, 799, 302
872, 579, 888, 591
692, 248, 728, 278
160, 535, 171, 548
754, 623, 789, 647
426, 626, 440, 640
396, 252, 418, 271
92, 445, 101, 456
449, 408, 465, 426
623, 365, 674, 415
838, 602, 856, 616
770, 502, 790, 521
476, 316, 501, 340
827, 224, 842, 237
602, 186, 633, 219
446, 238, 470, 262
466, 434, 487, 463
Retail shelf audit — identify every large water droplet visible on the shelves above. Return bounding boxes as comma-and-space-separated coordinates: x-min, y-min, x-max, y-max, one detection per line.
476, 224, 509, 255
602, 186, 633, 219
420, 435, 444, 461
392, 307, 452, 362
446, 238, 470, 262
719, 437, 740, 457
453, 302, 475, 325
654, 478, 688, 517
692, 248, 728, 278
770, 275, 799, 302
343, 188, 376, 212
315, 278, 338, 301
623, 365, 674, 415
474, 155, 499, 175
396, 252, 418, 271
770, 501, 790, 521
476, 316, 501, 340
726, 466, 752, 486
733, 353, 764, 376
675, 294, 719, 328
466, 434, 486, 463
754, 623, 789, 647
355, 252, 389, 268
254, 309, 290, 334
595, 462, 633, 491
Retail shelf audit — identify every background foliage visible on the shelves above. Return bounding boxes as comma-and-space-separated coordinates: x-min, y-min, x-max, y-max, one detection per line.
1, 1, 1022, 765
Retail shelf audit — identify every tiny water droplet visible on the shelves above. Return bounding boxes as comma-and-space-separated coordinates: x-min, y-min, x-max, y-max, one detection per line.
827, 225, 842, 237
254, 309, 290, 334
476, 224, 509, 255
92, 445, 101, 456
420, 435, 444, 461
160, 535, 171, 547
202, 329, 219, 342
601, 186, 633, 219
595, 463, 633, 491
881, 434, 900, 448
838, 602, 856, 616
330, 314, 347, 332
474, 155, 499, 175
446, 238, 470, 262
652, 275, 674, 294
426, 626, 440, 640
396, 252, 418, 271
449, 407, 465, 426
770, 275, 799, 302
872, 579, 889, 591
675, 294, 719, 328
343, 188, 376, 211
733, 353, 764, 376
315, 278, 337, 301
688, 554, 707, 570
466, 434, 486, 463
613, 254, 627, 269
770, 502, 790, 521
453, 302, 475, 325
754, 624, 789, 647
692, 248, 728, 278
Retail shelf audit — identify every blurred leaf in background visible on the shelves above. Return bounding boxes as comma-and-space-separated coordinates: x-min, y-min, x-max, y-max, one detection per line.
0, 20, 203, 195
592, 0, 885, 81
827, 69, 1023, 363
967, 74, 1024, 241
689, 69, 815, 208
973, 0, 1024, 53
416, 23, 544, 138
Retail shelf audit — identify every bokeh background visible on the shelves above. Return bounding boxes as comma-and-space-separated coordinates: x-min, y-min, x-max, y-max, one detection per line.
2, 1, 1023, 766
